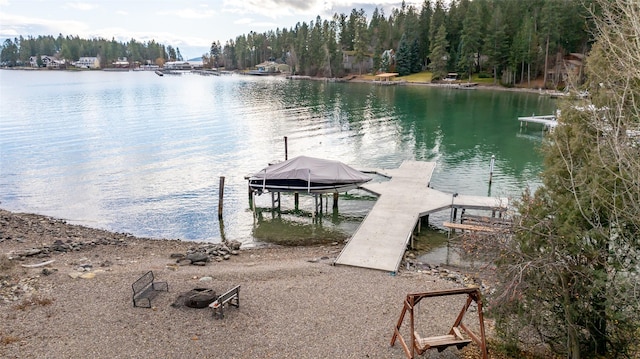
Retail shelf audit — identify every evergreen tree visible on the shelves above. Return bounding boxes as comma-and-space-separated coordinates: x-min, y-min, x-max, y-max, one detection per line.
223, 40, 236, 69
410, 37, 421, 73
395, 33, 411, 76
457, 1, 482, 80
294, 22, 309, 74
308, 16, 324, 76
210, 41, 221, 68
379, 47, 391, 73
166, 45, 176, 61
428, 0, 446, 57
428, 24, 449, 80
321, 19, 340, 77
351, 9, 369, 75
483, 5, 508, 84
418, 0, 433, 66
0, 39, 19, 66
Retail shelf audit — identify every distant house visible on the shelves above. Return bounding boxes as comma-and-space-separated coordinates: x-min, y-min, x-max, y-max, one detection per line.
443, 73, 458, 82
342, 50, 373, 73
112, 57, 130, 68
28, 56, 39, 67
256, 61, 279, 73
29, 55, 65, 68
75, 56, 100, 69
245, 61, 282, 76
563, 53, 585, 81
545, 52, 586, 86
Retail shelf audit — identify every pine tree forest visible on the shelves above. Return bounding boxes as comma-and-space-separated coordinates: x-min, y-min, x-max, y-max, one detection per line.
1, 0, 594, 88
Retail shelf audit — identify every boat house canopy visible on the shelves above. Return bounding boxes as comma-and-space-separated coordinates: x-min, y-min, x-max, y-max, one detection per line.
249, 156, 372, 193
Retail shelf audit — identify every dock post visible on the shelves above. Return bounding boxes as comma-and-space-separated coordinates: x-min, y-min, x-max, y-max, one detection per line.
219, 217, 226, 242
332, 192, 339, 210
489, 155, 495, 185
448, 193, 459, 238
449, 193, 459, 222
323, 194, 327, 213
270, 191, 281, 211
284, 136, 288, 160
294, 193, 299, 210
313, 194, 318, 218
218, 176, 225, 219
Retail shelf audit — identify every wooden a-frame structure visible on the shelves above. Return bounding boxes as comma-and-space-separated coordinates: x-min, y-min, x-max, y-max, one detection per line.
390, 287, 488, 359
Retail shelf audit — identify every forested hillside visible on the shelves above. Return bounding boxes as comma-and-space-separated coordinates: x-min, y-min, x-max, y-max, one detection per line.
1, 0, 594, 88
0, 35, 180, 69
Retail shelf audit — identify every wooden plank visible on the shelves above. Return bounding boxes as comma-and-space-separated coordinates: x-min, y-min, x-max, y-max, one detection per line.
461, 214, 511, 226
415, 333, 472, 348
443, 221, 497, 232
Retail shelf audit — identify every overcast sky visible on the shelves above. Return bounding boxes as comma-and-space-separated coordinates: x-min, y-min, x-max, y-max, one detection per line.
0, 0, 425, 59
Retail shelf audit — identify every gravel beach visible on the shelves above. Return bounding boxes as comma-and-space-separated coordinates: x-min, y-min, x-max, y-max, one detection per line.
0, 209, 489, 358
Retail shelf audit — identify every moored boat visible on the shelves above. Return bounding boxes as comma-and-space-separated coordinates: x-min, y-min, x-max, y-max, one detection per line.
248, 156, 372, 194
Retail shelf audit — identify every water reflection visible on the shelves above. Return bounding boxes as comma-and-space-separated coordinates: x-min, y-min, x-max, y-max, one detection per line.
0, 71, 555, 251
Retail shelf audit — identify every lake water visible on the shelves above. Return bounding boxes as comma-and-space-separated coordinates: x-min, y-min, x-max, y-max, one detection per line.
0, 70, 555, 246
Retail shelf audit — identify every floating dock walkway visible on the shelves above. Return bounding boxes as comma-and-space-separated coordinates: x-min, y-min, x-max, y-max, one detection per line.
334, 160, 507, 272
518, 114, 557, 130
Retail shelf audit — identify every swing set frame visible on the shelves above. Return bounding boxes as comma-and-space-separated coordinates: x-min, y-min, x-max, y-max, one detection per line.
390, 287, 488, 359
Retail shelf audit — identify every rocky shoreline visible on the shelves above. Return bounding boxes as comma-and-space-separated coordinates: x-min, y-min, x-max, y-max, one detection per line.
1, 208, 493, 358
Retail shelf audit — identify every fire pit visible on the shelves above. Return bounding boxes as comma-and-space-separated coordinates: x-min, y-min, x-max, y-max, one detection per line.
171, 288, 217, 309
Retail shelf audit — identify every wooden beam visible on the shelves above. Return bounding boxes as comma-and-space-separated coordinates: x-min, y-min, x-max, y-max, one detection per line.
442, 221, 497, 232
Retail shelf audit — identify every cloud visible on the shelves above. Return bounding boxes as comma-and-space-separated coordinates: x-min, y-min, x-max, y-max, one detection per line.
0, 13, 89, 38
222, 0, 325, 18
90, 26, 211, 48
220, 0, 425, 21
174, 8, 216, 19
65, 2, 98, 11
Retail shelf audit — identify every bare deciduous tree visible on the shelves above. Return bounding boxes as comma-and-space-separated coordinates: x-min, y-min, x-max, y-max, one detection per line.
490, 1, 640, 358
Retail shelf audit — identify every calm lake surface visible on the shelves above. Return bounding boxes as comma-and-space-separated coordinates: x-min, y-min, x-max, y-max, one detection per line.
0, 70, 555, 246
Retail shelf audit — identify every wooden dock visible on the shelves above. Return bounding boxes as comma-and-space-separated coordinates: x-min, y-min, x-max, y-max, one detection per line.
334, 161, 507, 272
518, 114, 557, 130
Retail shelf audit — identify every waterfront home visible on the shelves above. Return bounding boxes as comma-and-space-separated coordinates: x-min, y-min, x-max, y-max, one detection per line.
74, 56, 100, 69
112, 57, 130, 68
29, 55, 65, 68
342, 50, 373, 74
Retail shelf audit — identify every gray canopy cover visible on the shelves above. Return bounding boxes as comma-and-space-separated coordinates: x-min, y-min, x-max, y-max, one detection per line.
251, 156, 371, 184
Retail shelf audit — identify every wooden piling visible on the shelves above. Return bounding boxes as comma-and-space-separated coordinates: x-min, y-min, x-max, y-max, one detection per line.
284, 136, 288, 160
333, 192, 339, 210
218, 176, 225, 219
489, 155, 495, 185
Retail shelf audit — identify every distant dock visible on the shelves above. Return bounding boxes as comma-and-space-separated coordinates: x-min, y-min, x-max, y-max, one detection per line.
518, 114, 557, 130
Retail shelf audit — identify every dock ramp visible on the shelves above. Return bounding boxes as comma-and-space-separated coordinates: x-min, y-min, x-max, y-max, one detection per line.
334, 160, 506, 272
